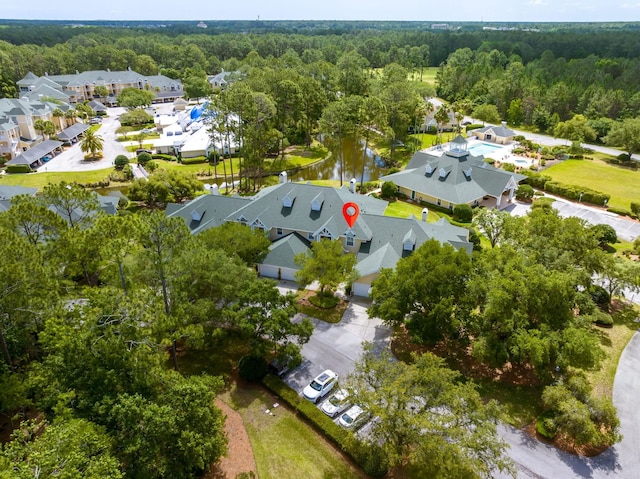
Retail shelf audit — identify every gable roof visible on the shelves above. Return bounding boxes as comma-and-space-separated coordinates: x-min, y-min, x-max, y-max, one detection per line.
263, 232, 311, 270
473, 123, 515, 138
382, 150, 525, 204
227, 183, 387, 241
165, 193, 252, 234
0, 185, 38, 200
57, 123, 90, 141
6, 140, 63, 167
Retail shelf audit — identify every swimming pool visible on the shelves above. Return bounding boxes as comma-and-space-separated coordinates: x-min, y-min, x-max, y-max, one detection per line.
467, 142, 504, 157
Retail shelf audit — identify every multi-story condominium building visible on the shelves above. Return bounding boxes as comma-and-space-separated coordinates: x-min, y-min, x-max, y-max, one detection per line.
16, 69, 183, 105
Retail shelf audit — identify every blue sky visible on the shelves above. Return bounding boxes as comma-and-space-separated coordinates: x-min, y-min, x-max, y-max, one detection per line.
5, 0, 640, 22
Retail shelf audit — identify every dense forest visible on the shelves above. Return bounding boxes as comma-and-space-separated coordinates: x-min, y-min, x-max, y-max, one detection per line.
2, 21, 640, 146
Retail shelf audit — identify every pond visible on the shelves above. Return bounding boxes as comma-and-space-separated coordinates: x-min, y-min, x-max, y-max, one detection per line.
290, 137, 387, 184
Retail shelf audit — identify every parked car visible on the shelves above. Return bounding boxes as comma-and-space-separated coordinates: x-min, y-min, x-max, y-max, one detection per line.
321, 389, 351, 417
339, 405, 369, 429
268, 354, 298, 378
136, 148, 153, 156
89, 117, 102, 125
302, 369, 338, 403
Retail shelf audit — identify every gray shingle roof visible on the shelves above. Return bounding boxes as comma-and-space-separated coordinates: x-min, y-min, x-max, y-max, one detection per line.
227, 183, 386, 241
0, 185, 38, 200
57, 123, 90, 141
474, 124, 515, 138
382, 150, 525, 204
262, 232, 311, 270
6, 140, 63, 167
165, 194, 252, 234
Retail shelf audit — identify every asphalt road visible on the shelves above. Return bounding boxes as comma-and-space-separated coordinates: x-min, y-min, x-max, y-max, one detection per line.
284, 280, 640, 479
40, 107, 129, 173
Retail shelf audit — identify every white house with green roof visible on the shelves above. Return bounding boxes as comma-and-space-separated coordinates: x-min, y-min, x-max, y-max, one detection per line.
166, 176, 473, 297
380, 136, 525, 210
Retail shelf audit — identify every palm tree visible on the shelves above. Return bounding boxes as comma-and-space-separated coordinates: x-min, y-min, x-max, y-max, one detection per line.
80, 130, 104, 159
434, 104, 451, 145
52, 108, 64, 129
42, 120, 56, 139
64, 109, 77, 125
33, 119, 45, 138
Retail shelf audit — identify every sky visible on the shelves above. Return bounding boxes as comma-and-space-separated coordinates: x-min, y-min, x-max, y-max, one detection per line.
4, 0, 640, 23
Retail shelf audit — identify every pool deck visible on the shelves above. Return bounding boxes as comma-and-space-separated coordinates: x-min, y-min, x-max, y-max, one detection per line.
422, 139, 533, 169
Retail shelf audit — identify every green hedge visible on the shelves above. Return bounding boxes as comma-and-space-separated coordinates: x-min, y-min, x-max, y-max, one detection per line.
522, 172, 610, 205
607, 206, 633, 218
6, 164, 31, 173
181, 156, 207, 165
152, 153, 177, 162
630, 202, 640, 217
262, 374, 388, 477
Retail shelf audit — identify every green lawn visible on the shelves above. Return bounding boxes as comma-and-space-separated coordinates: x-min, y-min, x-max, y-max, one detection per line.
544, 159, 640, 210
408, 66, 439, 85
0, 168, 113, 190
384, 199, 441, 222
221, 384, 362, 479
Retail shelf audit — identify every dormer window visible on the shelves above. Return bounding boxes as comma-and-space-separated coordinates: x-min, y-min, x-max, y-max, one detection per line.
438, 167, 451, 180
463, 167, 472, 179
425, 164, 433, 175
283, 195, 295, 208
307, 232, 314, 241
238, 215, 248, 225
311, 192, 324, 211
403, 229, 416, 251
191, 209, 204, 222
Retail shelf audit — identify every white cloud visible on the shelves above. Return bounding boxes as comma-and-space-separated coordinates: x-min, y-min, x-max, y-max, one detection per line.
527, 0, 548, 5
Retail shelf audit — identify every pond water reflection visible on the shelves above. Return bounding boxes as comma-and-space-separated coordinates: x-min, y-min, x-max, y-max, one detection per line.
290, 137, 387, 183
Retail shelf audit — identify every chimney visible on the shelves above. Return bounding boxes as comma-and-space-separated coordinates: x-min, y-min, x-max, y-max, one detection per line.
209, 184, 219, 195
349, 178, 356, 194
501, 121, 507, 128
279, 171, 287, 184
422, 208, 429, 222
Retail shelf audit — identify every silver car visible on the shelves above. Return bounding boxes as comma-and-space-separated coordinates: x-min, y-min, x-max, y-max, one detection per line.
321, 389, 351, 417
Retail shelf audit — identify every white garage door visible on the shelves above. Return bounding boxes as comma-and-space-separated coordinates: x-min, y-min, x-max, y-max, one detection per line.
260, 264, 279, 279
259, 265, 298, 282
280, 267, 297, 281
352, 282, 372, 298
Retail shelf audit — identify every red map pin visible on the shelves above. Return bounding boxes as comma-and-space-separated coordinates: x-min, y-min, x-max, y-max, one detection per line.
342, 202, 360, 228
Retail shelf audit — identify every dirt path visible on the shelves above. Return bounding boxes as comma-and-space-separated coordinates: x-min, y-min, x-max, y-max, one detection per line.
206, 398, 258, 479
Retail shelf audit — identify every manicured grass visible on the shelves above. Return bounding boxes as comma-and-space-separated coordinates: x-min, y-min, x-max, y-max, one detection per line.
408, 132, 457, 150
544, 159, 640, 210
408, 67, 439, 85
221, 384, 362, 479
0, 168, 113, 190
587, 303, 639, 399
283, 143, 329, 168
383, 199, 441, 222
305, 179, 342, 188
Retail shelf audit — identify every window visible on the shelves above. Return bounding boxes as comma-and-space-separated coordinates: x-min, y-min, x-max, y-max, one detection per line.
437, 199, 441, 206
346, 236, 354, 247
276, 227, 283, 236
308, 232, 314, 241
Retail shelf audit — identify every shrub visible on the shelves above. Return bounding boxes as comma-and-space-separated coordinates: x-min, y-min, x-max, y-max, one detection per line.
516, 184, 535, 201
630, 202, 640, 217
502, 163, 516, 172
617, 153, 631, 162
453, 204, 473, 223
238, 355, 268, 382
536, 411, 558, 440
380, 181, 398, 199
181, 156, 207, 165
590, 285, 610, 308
117, 196, 129, 209
607, 206, 633, 217
153, 153, 177, 162
146, 160, 158, 172
309, 292, 339, 309
589, 310, 614, 328
465, 123, 484, 131
484, 158, 495, 165
114, 154, 129, 170
591, 224, 617, 246
137, 152, 152, 166
6, 164, 31, 173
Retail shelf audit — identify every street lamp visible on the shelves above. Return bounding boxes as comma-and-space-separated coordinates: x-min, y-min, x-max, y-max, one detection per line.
579, 192, 583, 203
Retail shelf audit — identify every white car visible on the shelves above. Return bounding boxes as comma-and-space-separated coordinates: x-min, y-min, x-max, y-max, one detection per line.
302, 369, 338, 403
339, 405, 368, 429
321, 389, 351, 417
